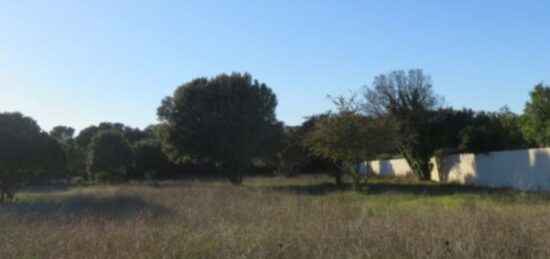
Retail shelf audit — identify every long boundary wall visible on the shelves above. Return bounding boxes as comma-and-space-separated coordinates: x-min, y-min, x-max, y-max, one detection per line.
367, 159, 413, 177
366, 147, 550, 191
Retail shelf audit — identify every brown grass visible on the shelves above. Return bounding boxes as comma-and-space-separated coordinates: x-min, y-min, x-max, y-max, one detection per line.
1, 175, 550, 258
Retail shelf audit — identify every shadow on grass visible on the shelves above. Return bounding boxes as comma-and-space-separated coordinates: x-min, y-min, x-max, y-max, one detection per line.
22, 184, 72, 193
266, 180, 550, 199
266, 182, 354, 195
0, 194, 169, 221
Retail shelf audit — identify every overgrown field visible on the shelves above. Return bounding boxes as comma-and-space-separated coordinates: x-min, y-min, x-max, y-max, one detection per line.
1, 176, 550, 258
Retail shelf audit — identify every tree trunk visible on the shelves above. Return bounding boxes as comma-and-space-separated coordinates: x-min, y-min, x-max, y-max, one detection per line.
6, 189, 14, 201
419, 161, 432, 181
340, 161, 364, 191
230, 171, 243, 185
351, 162, 366, 191
399, 144, 432, 181
0, 186, 15, 202
227, 161, 244, 185
351, 174, 361, 191
334, 172, 343, 186
88, 170, 95, 182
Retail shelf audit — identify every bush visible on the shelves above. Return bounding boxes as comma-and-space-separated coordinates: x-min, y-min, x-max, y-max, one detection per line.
131, 139, 172, 179
86, 131, 133, 183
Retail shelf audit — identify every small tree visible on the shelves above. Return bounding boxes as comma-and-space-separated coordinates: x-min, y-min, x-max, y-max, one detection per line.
0, 112, 65, 202
303, 95, 393, 190
157, 73, 281, 184
276, 114, 346, 185
521, 83, 550, 147
131, 139, 172, 179
87, 131, 133, 182
364, 69, 441, 180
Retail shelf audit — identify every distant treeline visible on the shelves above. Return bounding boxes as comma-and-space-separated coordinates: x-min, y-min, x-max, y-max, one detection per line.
1, 70, 549, 200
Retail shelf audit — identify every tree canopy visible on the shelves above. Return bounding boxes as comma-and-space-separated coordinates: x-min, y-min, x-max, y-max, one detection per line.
50, 126, 75, 141
364, 69, 441, 180
303, 95, 395, 189
521, 83, 550, 147
86, 130, 133, 182
0, 112, 65, 201
157, 72, 282, 184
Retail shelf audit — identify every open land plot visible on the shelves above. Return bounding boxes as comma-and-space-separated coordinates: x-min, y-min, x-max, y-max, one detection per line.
1, 175, 549, 258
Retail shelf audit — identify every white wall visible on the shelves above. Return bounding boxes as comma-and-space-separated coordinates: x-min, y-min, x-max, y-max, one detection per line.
369, 147, 550, 192
436, 148, 550, 191
430, 154, 476, 184
367, 158, 413, 177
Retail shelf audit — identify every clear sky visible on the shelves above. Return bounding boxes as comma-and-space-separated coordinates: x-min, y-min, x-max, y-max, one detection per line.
1, 1, 549, 132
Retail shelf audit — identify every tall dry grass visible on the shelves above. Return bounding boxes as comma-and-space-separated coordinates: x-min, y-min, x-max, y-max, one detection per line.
1, 176, 549, 258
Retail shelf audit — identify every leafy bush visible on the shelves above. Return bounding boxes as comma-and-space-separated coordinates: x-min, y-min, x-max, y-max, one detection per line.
86, 131, 133, 183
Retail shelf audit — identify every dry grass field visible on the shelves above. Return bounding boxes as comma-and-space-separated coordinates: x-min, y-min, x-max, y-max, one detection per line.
1, 175, 550, 258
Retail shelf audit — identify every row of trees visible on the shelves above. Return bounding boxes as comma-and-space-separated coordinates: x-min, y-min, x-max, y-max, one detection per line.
1, 70, 549, 200
0, 118, 179, 201
56, 122, 181, 183
105, 70, 550, 187
296, 70, 548, 186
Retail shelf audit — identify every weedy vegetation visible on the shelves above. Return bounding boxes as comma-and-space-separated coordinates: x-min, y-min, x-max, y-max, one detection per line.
1, 175, 549, 258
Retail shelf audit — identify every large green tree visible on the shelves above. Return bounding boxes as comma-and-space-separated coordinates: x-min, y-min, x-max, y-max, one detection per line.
157, 73, 281, 184
86, 131, 133, 182
0, 112, 65, 202
520, 83, 550, 147
364, 69, 441, 180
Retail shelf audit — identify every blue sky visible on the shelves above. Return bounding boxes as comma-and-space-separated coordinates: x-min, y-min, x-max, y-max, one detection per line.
1, 1, 549, 132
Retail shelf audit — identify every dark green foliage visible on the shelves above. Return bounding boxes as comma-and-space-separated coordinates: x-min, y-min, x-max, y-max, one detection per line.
458, 107, 526, 153
76, 122, 148, 148
0, 112, 65, 201
431, 107, 527, 154
276, 114, 346, 185
75, 123, 152, 181
49, 125, 87, 179
277, 126, 311, 176
303, 95, 394, 189
86, 131, 133, 182
50, 126, 75, 141
61, 142, 87, 178
520, 83, 550, 147
131, 139, 172, 179
157, 73, 281, 184
430, 108, 476, 151
75, 125, 99, 148
276, 115, 325, 175
250, 120, 286, 171
364, 69, 441, 180
35, 135, 67, 179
